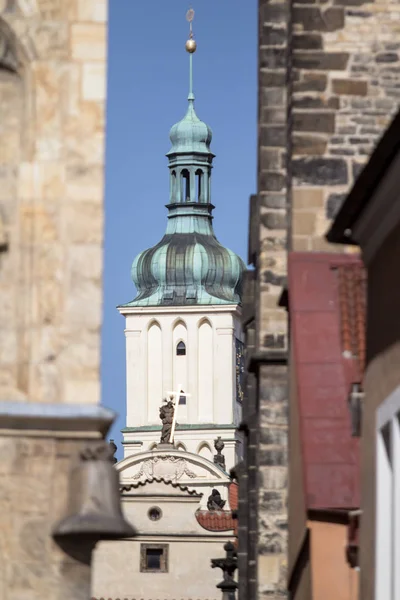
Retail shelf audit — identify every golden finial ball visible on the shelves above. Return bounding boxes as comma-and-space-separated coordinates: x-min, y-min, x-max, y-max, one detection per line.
186, 38, 197, 53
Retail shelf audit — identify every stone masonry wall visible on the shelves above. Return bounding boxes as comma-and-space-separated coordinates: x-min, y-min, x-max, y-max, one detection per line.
0, 0, 107, 404
255, 1, 400, 599
256, 1, 290, 598
292, 0, 400, 252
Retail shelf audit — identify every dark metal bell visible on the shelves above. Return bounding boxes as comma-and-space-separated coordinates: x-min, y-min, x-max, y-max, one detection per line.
53, 442, 136, 544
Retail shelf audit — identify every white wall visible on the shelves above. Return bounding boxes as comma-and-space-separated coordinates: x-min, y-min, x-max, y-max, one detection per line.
92, 487, 233, 600
120, 304, 244, 464
93, 537, 227, 600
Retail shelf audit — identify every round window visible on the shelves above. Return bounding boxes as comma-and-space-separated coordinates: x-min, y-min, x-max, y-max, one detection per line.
148, 506, 162, 521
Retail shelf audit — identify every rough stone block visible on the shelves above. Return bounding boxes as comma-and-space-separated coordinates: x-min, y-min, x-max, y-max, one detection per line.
260, 428, 287, 447
64, 378, 100, 405
263, 271, 287, 287
332, 78, 368, 96
260, 211, 287, 230
260, 3, 288, 25
262, 107, 286, 124
260, 48, 287, 70
293, 95, 339, 109
376, 52, 399, 64
260, 125, 286, 147
292, 157, 348, 186
77, 0, 108, 22
260, 194, 286, 209
260, 466, 288, 491
260, 70, 286, 87
82, 62, 106, 101
261, 25, 288, 46
333, 0, 369, 4
70, 23, 106, 61
293, 111, 335, 133
293, 73, 327, 92
260, 148, 282, 170
293, 33, 323, 50
293, 134, 327, 156
292, 187, 324, 209
260, 172, 286, 192
293, 51, 349, 71
34, 22, 69, 60
293, 6, 344, 32
62, 203, 103, 244
292, 211, 317, 236
261, 87, 286, 107
330, 147, 356, 156
259, 448, 287, 467
66, 164, 104, 202
20, 205, 58, 243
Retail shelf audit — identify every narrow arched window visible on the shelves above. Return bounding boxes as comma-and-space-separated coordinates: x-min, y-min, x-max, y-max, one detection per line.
171, 170, 176, 201
176, 341, 186, 356
195, 169, 203, 202
181, 169, 190, 202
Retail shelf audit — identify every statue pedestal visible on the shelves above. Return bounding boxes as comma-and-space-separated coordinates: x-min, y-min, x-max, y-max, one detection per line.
156, 443, 175, 450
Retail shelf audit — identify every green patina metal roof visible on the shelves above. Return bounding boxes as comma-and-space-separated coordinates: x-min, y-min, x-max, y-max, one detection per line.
121, 50, 245, 309
167, 95, 213, 156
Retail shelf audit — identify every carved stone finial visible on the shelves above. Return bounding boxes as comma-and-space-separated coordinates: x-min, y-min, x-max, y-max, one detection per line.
207, 488, 226, 511
214, 436, 226, 470
211, 541, 238, 599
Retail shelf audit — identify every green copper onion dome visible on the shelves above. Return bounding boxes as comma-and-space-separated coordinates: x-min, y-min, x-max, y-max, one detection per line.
121, 30, 245, 309
167, 96, 213, 156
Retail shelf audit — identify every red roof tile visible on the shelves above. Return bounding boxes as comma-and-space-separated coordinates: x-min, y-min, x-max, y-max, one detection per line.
196, 510, 236, 532
229, 482, 238, 511
195, 483, 238, 532
288, 252, 362, 511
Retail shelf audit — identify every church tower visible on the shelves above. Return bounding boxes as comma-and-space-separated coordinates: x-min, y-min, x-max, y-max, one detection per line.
118, 18, 245, 473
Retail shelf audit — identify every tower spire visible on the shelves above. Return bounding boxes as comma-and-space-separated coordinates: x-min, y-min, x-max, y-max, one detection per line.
185, 8, 196, 101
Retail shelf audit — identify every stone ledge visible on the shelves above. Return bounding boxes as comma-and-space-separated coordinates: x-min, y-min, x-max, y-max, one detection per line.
248, 350, 288, 374
0, 401, 114, 437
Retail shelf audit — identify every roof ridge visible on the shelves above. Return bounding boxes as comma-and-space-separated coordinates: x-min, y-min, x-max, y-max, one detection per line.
120, 477, 201, 496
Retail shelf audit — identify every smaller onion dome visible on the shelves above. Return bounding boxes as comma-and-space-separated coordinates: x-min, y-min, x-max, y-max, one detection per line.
167, 98, 213, 156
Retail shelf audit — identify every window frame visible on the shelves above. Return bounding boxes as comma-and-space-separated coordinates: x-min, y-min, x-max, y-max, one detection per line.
176, 341, 186, 356
140, 543, 169, 573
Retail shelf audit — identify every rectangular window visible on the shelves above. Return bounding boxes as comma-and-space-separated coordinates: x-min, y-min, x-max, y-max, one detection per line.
140, 544, 169, 573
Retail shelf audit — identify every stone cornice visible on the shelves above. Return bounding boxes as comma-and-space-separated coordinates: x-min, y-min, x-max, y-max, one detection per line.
118, 304, 242, 317
0, 402, 115, 438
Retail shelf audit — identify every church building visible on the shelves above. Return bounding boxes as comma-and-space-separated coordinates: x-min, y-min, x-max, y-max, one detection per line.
93, 13, 245, 600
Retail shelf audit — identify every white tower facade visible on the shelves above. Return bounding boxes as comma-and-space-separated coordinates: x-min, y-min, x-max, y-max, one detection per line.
120, 305, 244, 471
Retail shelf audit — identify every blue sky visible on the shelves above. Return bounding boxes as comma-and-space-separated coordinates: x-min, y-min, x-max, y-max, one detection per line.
103, 0, 257, 456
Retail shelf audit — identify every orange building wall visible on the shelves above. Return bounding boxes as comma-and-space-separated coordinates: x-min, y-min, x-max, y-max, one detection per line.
308, 521, 359, 600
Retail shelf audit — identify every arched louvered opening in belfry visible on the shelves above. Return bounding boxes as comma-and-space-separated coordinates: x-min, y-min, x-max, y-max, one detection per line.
195, 169, 203, 202
147, 320, 163, 422
170, 170, 177, 203
181, 169, 190, 202
198, 319, 213, 422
